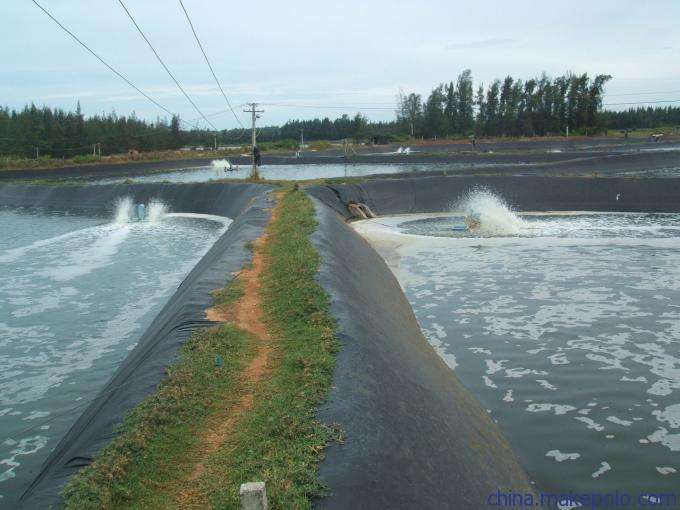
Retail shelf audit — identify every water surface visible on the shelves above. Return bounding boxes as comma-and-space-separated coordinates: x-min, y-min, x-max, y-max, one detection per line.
355, 209, 680, 497
0, 203, 229, 500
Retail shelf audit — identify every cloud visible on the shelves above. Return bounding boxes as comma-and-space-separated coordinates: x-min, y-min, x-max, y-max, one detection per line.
445, 38, 516, 50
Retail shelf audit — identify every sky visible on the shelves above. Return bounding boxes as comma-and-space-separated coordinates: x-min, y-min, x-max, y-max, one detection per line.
2, 0, 680, 128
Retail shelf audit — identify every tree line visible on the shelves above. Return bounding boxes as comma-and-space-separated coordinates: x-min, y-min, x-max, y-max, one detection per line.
601, 106, 680, 130
2, 72, 679, 158
397, 70, 615, 138
0, 103, 195, 159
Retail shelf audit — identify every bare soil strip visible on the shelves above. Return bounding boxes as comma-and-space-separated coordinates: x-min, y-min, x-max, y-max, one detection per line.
175, 204, 278, 508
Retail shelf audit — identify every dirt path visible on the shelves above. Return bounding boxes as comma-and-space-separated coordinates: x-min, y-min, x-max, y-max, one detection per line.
174, 202, 278, 509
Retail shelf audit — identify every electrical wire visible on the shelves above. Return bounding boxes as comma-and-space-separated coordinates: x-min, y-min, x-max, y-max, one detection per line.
30, 0, 201, 131
117, 0, 218, 131
261, 102, 395, 111
177, 0, 245, 131
605, 89, 680, 97
603, 99, 680, 107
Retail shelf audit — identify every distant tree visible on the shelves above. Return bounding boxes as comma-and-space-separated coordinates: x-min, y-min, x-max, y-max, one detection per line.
397, 92, 423, 136
423, 85, 447, 138
484, 80, 501, 136
170, 114, 181, 148
474, 84, 486, 135
499, 76, 515, 136
456, 69, 474, 134
444, 82, 459, 136
521, 79, 537, 136
351, 112, 368, 142
586, 74, 612, 129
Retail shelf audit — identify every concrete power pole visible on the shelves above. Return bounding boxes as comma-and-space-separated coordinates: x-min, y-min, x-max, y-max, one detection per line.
243, 102, 264, 179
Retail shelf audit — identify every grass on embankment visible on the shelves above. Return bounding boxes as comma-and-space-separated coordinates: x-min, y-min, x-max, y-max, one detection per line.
199, 189, 340, 508
62, 187, 338, 509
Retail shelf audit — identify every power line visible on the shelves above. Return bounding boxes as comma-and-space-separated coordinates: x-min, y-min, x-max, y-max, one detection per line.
177, 0, 245, 131
606, 89, 680, 97
30, 0, 201, 131
603, 99, 680, 107
260, 102, 395, 111
117, 0, 218, 131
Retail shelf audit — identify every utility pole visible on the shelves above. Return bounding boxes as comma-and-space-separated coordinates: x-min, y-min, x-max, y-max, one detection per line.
35, 146, 39, 159
299, 128, 304, 157
214, 134, 217, 151
93, 143, 97, 157
243, 102, 264, 179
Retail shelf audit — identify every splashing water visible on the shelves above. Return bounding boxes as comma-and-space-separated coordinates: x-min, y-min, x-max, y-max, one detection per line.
211, 159, 232, 170
147, 200, 168, 223
455, 189, 524, 236
113, 197, 134, 224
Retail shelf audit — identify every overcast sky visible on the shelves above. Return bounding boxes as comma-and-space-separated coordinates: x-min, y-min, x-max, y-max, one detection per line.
2, 0, 680, 128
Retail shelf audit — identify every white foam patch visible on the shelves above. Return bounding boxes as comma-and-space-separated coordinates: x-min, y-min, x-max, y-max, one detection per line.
575, 417, 605, 432
548, 352, 570, 365
546, 450, 581, 462
653, 404, 680, 428
469, 347, 492, 355
485, 359, 506, 374
592, 461, 611, 478
526, 403, 576, 415
621, 376, 647, 382
606, 416, 632, 427
537, 379, 558, 391
483, 376, 497, 389
0, 435, 48, 483
648, 379, 674, 396
646, 428, 680, 451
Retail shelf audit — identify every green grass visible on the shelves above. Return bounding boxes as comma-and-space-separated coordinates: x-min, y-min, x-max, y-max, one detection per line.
61, 188, 339, 509
212, 277, 245, 307
62, 323, 254, 509
197, 188, 340, 509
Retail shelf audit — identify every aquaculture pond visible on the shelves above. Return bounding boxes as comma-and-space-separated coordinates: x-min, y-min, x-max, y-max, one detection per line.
0, 200, 229, 502
354, 194, 680, 501
93, 161, 511, 184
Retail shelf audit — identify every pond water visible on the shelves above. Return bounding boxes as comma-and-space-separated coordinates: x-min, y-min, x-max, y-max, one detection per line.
354, 198, 680, 500
0, 202, 229, 502
93, 162, 512, 184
